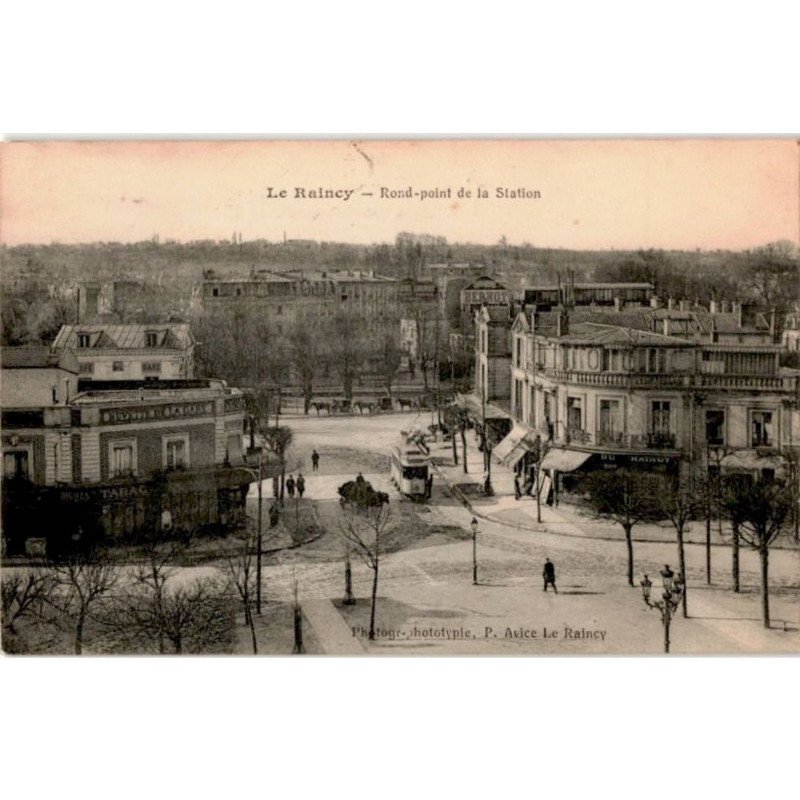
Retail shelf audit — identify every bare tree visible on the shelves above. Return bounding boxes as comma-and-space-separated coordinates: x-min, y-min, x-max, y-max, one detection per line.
721, 475, 793, 628
1, 567, 57, 637
378, 331, 403, 402
659, 476, 697, 618
49, 555, 120, 655
220, 531, 260, 654
159, 578, 230, 654
327, 311, 367, 402
287, 321, 323, 414
337, 479, 391, 641
262, 425, 294, 503
584, 469, 663, 587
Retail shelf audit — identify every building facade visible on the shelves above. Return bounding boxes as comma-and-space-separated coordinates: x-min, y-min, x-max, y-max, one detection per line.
2, 348, 253, 556
504, 308, 799, 497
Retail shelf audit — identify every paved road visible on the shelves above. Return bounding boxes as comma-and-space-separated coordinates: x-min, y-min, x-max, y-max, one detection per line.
172, 413, 800, 654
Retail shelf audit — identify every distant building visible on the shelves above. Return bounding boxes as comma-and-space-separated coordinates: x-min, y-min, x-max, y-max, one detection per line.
78, 280, 161, 323
523, 281, 654, 310
52, 323, 195, 382
460, 276, 511, 334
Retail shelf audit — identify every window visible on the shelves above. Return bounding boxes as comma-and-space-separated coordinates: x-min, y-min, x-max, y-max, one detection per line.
646, 348, 667, 372
77, 333, 91, 348
164, 436, 188, 470
515, 337, 522, 367
651, 401, 671, 435
3, 450, 30, 480
142, 362, 161, 373
277, 305, 283, 316
599, 399, 621, 436
567, 397, 583, 432
706, 410, 725, 446
751, 411, 774, 447
110, 442, 136, 478
79, 362, 94, 374
212, 287, 219, 297
145, 331, 159, 347
112, 361, 124, 372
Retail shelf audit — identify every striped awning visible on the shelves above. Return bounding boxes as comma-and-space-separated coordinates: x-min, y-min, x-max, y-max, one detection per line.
494, 424, 537, 467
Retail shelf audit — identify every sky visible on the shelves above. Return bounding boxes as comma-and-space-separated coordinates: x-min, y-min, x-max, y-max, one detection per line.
1, 139, 798, 250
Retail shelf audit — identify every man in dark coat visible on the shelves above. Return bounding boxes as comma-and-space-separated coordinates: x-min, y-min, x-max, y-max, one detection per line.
543, 558, 557, 593
286, 474, 296, 498
311, 449, 320, 471
296, 473, 306, 499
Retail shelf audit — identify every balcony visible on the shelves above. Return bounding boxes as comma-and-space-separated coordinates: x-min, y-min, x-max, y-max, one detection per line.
562, 428, 678, 451
536, 367, 793, 392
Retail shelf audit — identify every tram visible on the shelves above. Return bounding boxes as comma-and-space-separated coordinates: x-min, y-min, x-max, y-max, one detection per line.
389, 441, 430, 498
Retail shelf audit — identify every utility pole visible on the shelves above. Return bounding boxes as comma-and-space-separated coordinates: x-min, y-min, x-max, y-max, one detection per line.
256, 452, 264, 615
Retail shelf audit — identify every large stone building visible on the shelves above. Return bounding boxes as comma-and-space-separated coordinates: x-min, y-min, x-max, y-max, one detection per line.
52, 323, 195, 382
461, 294, 800, 502
1, 346, 253, 556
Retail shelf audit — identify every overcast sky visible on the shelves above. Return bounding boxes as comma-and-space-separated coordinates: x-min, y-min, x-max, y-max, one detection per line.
1, 139, 797, 250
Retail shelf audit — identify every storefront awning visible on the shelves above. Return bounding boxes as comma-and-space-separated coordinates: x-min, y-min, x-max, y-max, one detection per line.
540, 448, 592, 473
494, 423, 537, 467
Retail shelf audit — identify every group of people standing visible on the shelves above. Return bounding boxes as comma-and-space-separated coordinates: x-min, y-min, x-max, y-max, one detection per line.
285, 448, 321, 499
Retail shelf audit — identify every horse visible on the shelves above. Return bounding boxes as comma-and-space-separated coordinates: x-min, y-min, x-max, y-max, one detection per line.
311, 401, 331, 416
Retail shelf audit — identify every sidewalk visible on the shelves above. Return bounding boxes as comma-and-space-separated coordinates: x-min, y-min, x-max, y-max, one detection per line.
428, 431, 800, 551
301, 599, 366, 654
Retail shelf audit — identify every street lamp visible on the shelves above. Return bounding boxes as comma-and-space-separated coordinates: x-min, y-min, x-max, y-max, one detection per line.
640, 565, 684, 654
471, 516, 479, 585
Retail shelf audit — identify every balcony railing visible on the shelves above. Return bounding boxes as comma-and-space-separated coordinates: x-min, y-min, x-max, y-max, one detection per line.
562, 428, 678, 451
537, 367, 793, 392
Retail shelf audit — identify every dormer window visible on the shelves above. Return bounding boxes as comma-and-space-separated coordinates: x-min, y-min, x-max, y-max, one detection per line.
145, 331, 159, 348
78, 333, 91, 348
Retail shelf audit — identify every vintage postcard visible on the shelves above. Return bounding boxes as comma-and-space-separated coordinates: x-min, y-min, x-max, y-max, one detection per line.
1, 138, 798, 656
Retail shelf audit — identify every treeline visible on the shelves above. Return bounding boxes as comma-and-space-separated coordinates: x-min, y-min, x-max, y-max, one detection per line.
191, 307, 451, 410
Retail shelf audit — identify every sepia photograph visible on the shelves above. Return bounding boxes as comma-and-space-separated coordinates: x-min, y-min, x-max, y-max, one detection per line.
1, 138, 799, 657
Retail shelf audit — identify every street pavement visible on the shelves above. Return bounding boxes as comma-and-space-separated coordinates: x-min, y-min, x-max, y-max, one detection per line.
241, 412, 799, 655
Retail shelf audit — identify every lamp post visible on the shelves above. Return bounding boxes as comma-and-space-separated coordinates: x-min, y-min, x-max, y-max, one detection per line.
640, 565, 684, 654
471, 516, 479, 585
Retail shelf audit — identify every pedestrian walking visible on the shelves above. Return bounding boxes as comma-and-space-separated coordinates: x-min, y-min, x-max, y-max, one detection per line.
543, 558, 557, 593
311, 449, 320, 471
296, 473, 306, 499
286, 474, 296, 498
514, 474, 521, 500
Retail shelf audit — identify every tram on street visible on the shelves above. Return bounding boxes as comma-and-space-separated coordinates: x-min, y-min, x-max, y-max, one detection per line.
389, 441, 430, 498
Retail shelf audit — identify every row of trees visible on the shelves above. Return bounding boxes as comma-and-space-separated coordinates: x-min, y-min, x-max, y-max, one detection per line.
193, 308, 451, 411
1, 530, 297, 655
584, 469, 795, 628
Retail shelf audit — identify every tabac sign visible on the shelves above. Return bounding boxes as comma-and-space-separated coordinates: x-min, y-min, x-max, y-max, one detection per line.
99, 401, 214, 425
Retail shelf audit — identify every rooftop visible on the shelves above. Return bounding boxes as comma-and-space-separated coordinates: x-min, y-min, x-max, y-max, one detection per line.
1, 346, 79, 372
52, 323, 194, 351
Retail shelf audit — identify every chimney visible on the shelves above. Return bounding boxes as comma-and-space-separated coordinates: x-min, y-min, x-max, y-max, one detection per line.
649, 295, 661, 309
709, 299, 718, 314
667, 297, 675, 310
733, 301, 742, 327
663, 318, 670, 336
679, 300, 689, 311
613, 296, 622, 312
